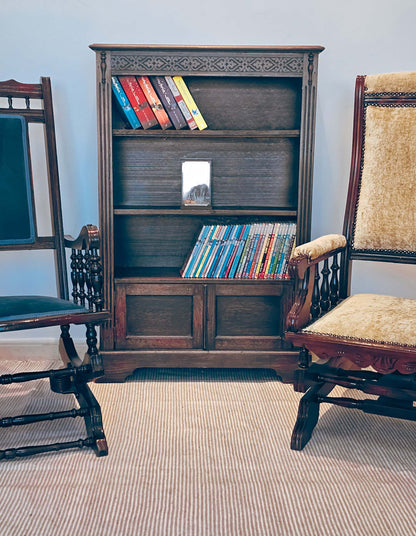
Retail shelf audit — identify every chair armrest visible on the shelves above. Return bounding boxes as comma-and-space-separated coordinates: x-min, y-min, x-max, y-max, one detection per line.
286, 234, 346, 332
64, 225, 104, 312
289, 234, 347, 278
64, 224, 100, 250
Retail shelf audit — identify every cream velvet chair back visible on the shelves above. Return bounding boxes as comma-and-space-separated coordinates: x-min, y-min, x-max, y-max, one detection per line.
346, 72, 416, 258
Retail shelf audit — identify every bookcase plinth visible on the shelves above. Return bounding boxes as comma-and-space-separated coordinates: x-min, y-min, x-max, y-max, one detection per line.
91, 44, 323, 380
97, 349, 298, 383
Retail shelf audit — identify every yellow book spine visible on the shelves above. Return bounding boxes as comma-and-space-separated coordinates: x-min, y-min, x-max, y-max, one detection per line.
254, 223, 273, 278
172, 76, 207, 130
263, 222, 280, 277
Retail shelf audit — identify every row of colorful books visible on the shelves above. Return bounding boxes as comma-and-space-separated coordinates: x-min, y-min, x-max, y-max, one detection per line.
181, 222, 297, 279
111, 75, 207, 131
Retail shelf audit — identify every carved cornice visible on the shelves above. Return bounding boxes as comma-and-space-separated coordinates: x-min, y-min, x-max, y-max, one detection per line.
110, 52, 304, 75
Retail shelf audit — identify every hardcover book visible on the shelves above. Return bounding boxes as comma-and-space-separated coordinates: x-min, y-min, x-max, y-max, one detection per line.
165, 76, 198, 130
269, 223, 288, 278
118, 76, 158, 129
181, 222, 296, 279
193, 225, 218, 278
255, 223, 274, 279
172, 76, 208, 131
260, 223, 278, 278
111, 76, 141, 129
181, 225, 211, 278
227, 225, 249, 279
137, 76, 172, 130
151, 76, 187, 130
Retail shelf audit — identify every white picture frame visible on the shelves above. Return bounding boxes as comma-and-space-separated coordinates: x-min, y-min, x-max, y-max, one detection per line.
181, 160, 211, 207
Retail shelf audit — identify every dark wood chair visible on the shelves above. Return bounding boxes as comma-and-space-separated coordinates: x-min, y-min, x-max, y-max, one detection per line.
285, 72, 416, 450
0, 78, 110, 459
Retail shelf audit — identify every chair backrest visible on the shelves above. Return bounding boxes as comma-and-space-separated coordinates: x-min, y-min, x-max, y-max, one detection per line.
341, 72, 416, 294
0, 78, 68, 300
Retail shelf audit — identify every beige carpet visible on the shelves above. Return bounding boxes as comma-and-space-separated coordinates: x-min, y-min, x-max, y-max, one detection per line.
0, 361, 415, 536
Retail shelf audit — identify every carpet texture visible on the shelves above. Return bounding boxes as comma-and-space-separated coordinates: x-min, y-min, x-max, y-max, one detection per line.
0, 361, 415, 536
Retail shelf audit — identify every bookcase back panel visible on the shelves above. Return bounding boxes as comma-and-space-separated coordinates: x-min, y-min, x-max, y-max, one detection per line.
185, 77, 302, 130
114, 214, 294, 275
113, 138, 298, 209
114, 215, 200, 270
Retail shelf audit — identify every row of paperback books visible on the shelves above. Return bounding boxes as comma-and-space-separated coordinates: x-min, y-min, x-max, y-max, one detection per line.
181, 222, 296, 279
111, 75, 207, 131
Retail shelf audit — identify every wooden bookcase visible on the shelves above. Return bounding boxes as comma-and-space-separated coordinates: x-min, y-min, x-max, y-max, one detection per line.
90, 44, 324, 381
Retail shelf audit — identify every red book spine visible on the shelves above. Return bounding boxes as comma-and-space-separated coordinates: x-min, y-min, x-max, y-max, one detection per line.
118, 76, 158, 129
137, 76, 172, 130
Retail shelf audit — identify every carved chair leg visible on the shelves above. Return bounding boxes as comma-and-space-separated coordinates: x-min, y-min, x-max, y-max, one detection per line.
76, 382, 108, 456
85, 323, 104, 377
293, 346, 312, 393
291, 381, 336, 450
60, 324, 83, 367
54, 325, 108, 456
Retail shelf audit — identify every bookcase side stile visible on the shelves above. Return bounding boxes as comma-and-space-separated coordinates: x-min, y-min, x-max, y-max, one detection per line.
96, 50, 114, 350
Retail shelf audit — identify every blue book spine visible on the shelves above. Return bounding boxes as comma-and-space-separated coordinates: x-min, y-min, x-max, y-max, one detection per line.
111, 76, 141, 129
279, 223, 297, 279
189, 225, 216, 278
218, 224, 240, 278
182, 225, 210, 278
243, 223, 261, 279
229, 224, 251, 279
210, 225, 233, 278
271, 223, 288, 278
275, 229, 291, 279
267, 223, 284, 278
225, 224, 245, 278
204, 225, 226, 278
194, 225, 219, 278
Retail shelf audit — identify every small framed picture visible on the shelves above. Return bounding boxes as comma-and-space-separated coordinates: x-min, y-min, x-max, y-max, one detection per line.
181, 160, 211, 207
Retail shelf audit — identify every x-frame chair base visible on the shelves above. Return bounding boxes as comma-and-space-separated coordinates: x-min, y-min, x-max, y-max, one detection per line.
291, 364, 416, 450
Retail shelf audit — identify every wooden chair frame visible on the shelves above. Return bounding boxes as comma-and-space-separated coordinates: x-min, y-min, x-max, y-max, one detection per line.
285, 74, 416, 450
0, 78, 110, 459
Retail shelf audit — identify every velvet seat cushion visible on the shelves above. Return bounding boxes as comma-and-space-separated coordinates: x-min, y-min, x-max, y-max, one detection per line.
0, 296, 89, 322
302, 293, 416, 348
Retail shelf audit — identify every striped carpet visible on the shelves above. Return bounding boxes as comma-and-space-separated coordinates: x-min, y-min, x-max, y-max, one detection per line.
0, 361, 415, 536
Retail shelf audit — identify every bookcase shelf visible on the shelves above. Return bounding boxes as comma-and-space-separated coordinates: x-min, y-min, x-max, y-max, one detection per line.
113, 208, 298, 216
91, 44, 323, 382
113, 129, 301, 138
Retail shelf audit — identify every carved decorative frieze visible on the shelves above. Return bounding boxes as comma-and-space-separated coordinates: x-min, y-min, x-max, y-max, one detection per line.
111, 53, 304, 75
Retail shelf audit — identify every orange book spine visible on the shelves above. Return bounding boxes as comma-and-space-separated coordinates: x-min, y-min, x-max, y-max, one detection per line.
137, 76, 172, 130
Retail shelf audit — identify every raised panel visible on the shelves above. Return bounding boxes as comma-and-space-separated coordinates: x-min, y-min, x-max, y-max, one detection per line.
206, 284, 289, 351
115, 283, 203, 349
126, 295, 192, 337
216, 295, 281, 337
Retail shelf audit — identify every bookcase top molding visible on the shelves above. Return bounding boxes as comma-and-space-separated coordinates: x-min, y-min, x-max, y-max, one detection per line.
90, 44, 324, 77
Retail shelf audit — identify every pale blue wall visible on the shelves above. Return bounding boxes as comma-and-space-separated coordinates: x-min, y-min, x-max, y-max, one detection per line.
1, 0, 416, 341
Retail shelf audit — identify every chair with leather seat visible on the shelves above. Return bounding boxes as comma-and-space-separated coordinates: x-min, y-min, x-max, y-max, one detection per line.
285, 72, 416, 450
0, 77, 110, 459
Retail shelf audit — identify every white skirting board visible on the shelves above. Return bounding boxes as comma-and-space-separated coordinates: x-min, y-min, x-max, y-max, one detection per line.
0, 340, 87, 361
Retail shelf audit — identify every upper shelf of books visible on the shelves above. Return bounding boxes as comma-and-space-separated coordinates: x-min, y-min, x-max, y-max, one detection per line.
111, 75, 302, 134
